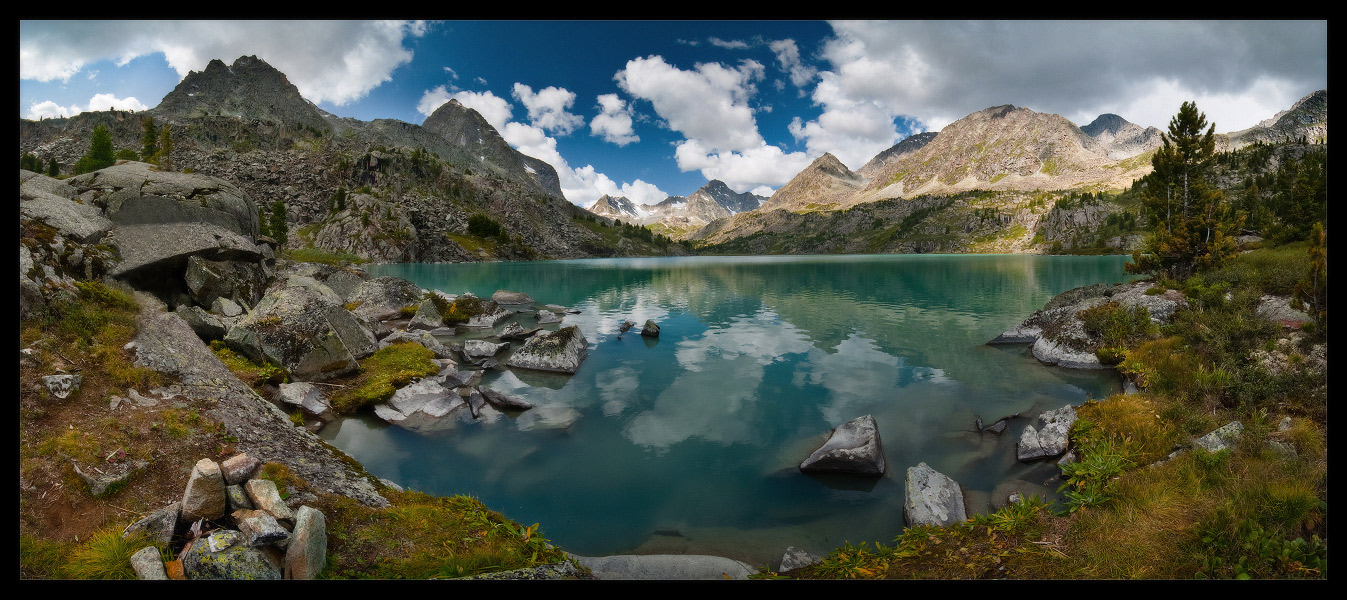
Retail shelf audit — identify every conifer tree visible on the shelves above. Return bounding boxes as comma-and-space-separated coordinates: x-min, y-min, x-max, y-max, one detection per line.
1126, 102, 1241, 279
47, 156, 59, 177
157, 124, 174, 170
74, 124, 116, 174
141, 116, 159, 162
269, 200, 288, 246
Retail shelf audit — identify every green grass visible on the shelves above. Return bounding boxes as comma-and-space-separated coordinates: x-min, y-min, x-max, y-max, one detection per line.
323, 490, 569, 579
329, 342, 440, 413
58, 527, 166, 579
282, 247, 367, 266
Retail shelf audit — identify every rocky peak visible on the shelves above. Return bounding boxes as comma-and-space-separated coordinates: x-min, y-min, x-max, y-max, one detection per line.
1081, 113, 1130, 137
1227, 89, 1328, 148
759, 153, 864, 212
587, 195, 644, 220
690, 180, 764, 214
152, 55, 327, 131
420, 99, 564, 199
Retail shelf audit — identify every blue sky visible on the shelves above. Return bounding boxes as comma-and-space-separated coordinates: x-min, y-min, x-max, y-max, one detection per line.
20, 20, 1328, 207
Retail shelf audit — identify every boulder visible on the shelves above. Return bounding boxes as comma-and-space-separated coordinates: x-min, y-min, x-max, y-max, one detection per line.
492, 290, 534, 305
379, 329, 455, 359
499, 321, 541, 340
130, 546, 169, 580
1017, 404, 1077, 461
903, 462, 967, 527
640, 319, 660, 337
244, 478, 294, 521
285, 506, 328, 579
176, 304, 229, 341
181, 458, 228, 522
505, 325, 589, 374
989, 280, 1188, 369
182, 530, 281, 580
233, 509, 290, 547
535, 309, 563, 324
279, 263, 368, 302
477, 386, 533, 411
123, 502, 181, 546
779, 546, 822, 573
220, 453, 262, 485
19, 171, 114, 243
1194, 421, 1243, 453
346, 276, 424, 323
226, 485, 254, 512
41, 372, 82, 399
223, 278, 377, 381
408, 298, 444, 330
463, 339, 509, 359
184, 255, 268, 308
373, 376, 467, 430
799, 415, 886, 476
275, 382, 332, 418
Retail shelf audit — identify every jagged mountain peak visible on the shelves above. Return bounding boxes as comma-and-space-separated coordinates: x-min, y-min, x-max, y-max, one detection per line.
151, 55, 327, 131
857, 131, 939, 179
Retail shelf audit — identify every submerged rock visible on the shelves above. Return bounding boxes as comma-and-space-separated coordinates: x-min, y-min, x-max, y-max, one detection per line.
492, 290, 534, 305
799, 415, 885, 476
536, 309, 563, 324
505, 325, 589, 374
903, 462, 966, 527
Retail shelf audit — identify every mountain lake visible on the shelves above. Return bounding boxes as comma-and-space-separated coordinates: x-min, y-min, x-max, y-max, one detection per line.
320, 253, 1138, 568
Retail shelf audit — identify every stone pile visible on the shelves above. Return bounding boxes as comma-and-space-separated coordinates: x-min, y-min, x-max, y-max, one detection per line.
121, 453, 327, 580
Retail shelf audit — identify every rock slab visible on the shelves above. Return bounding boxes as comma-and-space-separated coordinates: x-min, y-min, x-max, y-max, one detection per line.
799, 414, 886, 476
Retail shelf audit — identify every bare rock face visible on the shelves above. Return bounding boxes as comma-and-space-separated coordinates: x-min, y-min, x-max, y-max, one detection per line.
799, 414, 886, 476
505, 325, 589, 374
903, 462, 967, 527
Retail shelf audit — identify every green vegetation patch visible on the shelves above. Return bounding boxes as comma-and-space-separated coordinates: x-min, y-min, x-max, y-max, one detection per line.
282, 247, 368, 266
322, 490, 569, 579
330, 342, 440, 414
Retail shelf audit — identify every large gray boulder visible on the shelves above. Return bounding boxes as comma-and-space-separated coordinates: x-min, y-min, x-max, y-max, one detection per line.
346, 276, 424, 323
1016, 404, 1078, 461
378, 329, 455, 359
223, 277, 377, 381
798, 415, 886, 476
1193, 421, 1243, 453
408, 298, 444, 330
62, 162, 270, 302
505, 325, 589, 374
903, 462, 967, 527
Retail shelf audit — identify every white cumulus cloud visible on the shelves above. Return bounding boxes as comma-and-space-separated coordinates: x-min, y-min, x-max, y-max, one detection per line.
615, 55, 766, 153
87, 93, 147, 112
512, 83, 585, 135
19, 20, 427, 106
25, 100, 80, 120
589, 94, 640, 146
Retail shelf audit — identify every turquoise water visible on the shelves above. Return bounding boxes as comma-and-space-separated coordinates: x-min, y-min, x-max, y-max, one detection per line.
320, 254, 1135, 567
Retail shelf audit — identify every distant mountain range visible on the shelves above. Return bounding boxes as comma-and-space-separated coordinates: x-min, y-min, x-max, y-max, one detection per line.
18, 55, 1327, 261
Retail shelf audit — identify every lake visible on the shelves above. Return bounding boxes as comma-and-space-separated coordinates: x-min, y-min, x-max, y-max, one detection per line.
320, 253, 1135, 568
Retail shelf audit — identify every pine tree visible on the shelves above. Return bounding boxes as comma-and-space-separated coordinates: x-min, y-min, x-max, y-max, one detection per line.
47, 156, 59, 177
269, 200, 288, 246
156, 124, 174, 170
1126, 102, 1241, 280
74, 124, 116, 174
141, 116, 159, 162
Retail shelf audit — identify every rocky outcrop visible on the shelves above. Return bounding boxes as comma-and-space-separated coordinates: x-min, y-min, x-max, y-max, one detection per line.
132, 304, 388, 508
346, 276, 425, 324
505, 325, 589, 374
989, 280, 1187, 369
799, 415, 886, 476
903, 462, 967, 527
152, 55, 329, 132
